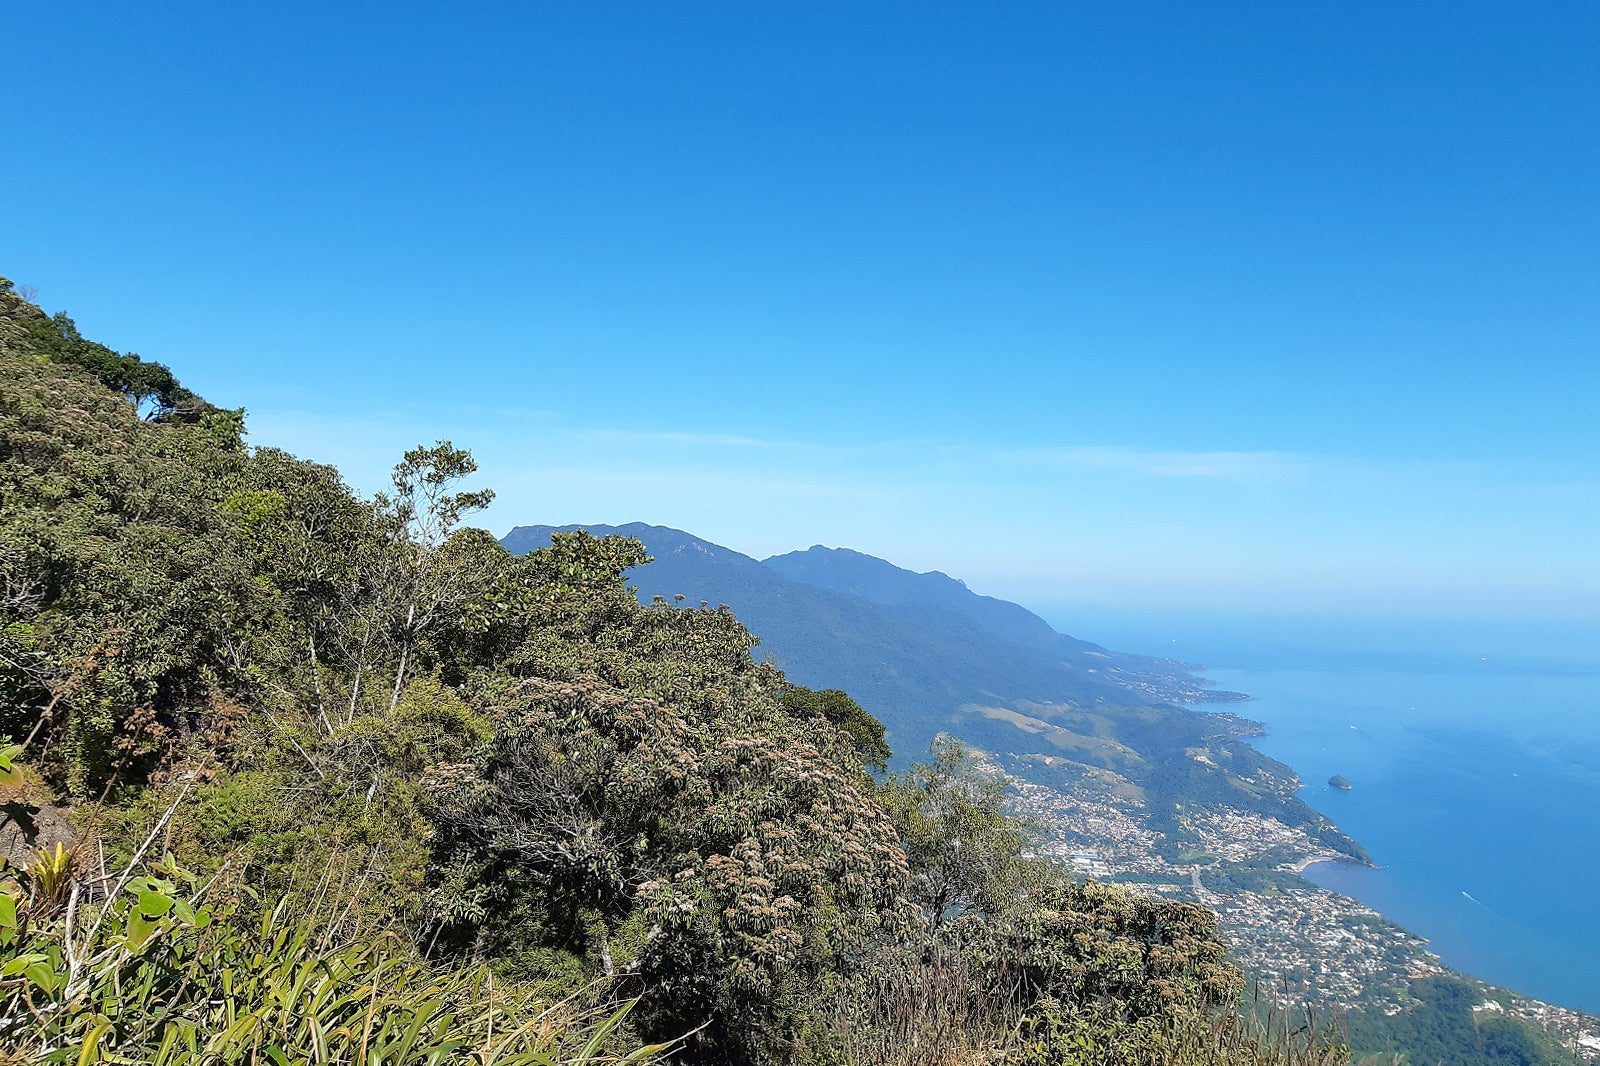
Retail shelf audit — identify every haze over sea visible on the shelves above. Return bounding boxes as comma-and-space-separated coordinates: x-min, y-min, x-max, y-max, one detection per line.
1048, 611, 1600, 1014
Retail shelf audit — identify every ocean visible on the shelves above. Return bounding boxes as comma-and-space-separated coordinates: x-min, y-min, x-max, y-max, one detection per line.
1047, 611, 1600, 1015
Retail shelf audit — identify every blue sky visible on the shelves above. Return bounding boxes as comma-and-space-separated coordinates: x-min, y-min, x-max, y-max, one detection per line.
5, 2, 1597, 620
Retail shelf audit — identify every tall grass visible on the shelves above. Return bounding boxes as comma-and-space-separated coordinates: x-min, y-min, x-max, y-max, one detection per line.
816, 948, 1374, 1066
0, 843, 671, 1065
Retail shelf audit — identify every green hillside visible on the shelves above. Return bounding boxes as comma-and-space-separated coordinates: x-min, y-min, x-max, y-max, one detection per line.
0, 279, 1575, 1066
501, 524, 1367, 866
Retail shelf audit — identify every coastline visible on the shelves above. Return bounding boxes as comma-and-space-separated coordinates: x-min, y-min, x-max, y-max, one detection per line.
1206, 656, 1600, 1025
1039, 613, 1600, 1054
1287, 853, 1375, 875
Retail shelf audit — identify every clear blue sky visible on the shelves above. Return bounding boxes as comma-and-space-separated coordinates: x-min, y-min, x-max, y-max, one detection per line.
5, 2, 1597, 620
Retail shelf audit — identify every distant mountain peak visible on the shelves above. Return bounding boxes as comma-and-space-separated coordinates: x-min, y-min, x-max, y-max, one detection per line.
501, 520, 1234, 711
501, 522, 757, 567
765, 544, 976, 600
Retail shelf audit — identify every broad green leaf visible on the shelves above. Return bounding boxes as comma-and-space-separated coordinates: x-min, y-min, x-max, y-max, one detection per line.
126, 909, 157, 950
139, 887, 175, 917
25, 959, 62, 992
2, 951, 48, 976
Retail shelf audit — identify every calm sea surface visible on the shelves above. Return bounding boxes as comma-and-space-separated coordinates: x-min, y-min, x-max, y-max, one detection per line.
1047, 612, 1600, 1014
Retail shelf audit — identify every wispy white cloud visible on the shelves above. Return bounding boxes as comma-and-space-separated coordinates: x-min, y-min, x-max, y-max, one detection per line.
570, 428, 797, 450
523, 430, 1322, 486
251, 408, 1323, 498
1009, 445, 1315, 482
498, 465, 892, 502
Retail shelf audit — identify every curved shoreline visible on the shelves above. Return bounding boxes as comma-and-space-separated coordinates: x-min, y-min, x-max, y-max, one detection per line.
1292, 845, 1382, 870
1288, 852, 1379, 874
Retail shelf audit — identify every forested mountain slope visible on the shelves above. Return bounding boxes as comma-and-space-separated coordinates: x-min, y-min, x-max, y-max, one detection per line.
502, 523, 1365, 863
765, 544, 1107, 655
501, 524, 1239, 727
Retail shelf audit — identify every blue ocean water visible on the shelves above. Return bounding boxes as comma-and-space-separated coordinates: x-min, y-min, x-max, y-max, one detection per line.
1046, 611, 1600, 1014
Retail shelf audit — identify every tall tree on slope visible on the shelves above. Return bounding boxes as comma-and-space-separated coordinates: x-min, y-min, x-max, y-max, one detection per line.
374, 441, 495, 715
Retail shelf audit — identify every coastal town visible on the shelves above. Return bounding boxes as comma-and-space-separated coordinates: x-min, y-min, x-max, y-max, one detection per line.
981, 751, 1600, 1062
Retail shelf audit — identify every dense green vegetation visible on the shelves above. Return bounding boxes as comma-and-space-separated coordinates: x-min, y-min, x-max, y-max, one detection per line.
0, 277, 1420, 1064
503, 525, 1369, 867
1344, 977, 1577, 1066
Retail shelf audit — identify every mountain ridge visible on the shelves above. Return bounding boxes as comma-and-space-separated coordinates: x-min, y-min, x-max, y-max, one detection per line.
499, 522, 1367, 869
763, 542, 1180, 668
500, 523, 1241, 733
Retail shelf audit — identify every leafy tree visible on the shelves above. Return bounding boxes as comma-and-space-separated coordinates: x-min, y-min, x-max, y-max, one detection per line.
881, 736, 1030, 927
372, 441, 495, 715
220, 448, 378, 733
992, 879, 1244, 1019
777, 684, 891, 772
